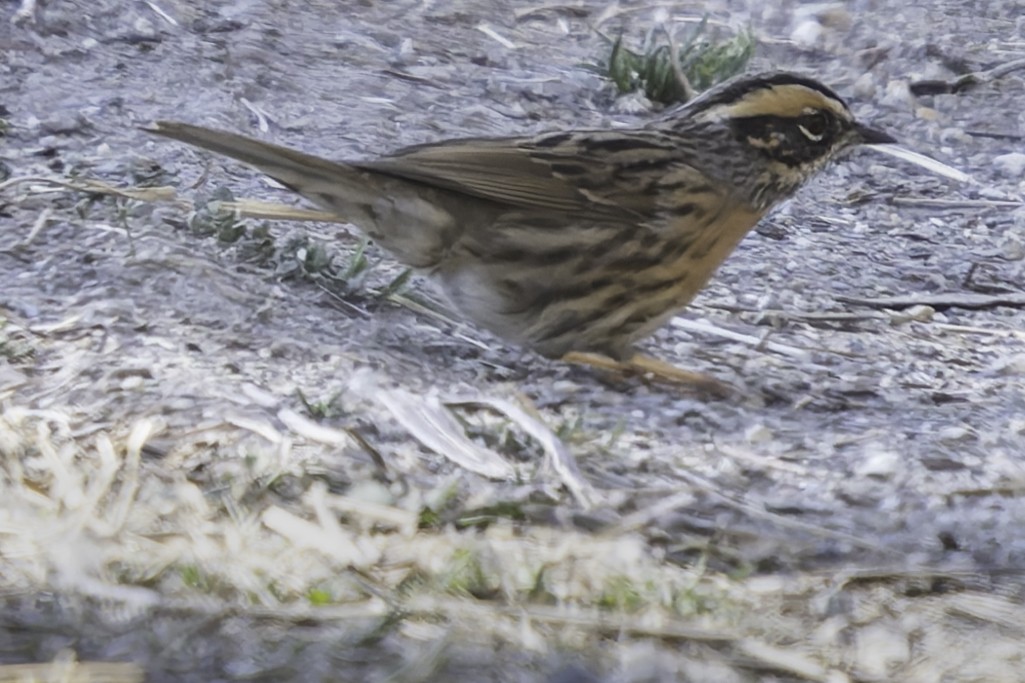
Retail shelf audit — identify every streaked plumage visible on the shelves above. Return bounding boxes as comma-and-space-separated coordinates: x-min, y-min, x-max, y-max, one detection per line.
149, 72, 898, 367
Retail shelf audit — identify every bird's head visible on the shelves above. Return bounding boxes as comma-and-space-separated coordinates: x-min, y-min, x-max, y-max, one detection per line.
662, 72, 969, 208
674, 72, 894, 206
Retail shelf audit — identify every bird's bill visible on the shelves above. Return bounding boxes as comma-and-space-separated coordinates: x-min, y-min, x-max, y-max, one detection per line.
864, 142, 975, 183
855, 122, 898, 145
853, 121, 973, 183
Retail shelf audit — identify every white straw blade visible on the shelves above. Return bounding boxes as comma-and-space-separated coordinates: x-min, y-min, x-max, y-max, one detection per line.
867, 144, 974, 183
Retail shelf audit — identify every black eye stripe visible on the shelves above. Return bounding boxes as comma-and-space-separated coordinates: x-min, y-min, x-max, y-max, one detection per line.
798, 112, 829, 137
733, 114, 835, 140
730, 114, 842, 166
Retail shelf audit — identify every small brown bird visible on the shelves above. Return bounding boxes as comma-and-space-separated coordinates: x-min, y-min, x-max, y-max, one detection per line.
148, 72, 951, 387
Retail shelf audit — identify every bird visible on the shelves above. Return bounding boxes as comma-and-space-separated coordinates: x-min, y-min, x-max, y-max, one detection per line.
147, 72, 912, 390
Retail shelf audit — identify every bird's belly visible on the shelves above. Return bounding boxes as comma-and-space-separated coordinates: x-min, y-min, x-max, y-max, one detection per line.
437, 205, 764, 358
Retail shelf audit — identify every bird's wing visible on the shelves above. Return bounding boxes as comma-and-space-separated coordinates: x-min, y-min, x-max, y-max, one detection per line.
357, 131, 689, 218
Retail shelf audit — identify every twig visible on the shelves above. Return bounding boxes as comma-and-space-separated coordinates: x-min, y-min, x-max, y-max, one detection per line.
513, 3, 591, 20
890, 197, 1022, 209
240, 97, 272, 133
838, 292, 1025, 311
0, 657, 143, 683
218, 199, 344, 222
671, 318, 811, 360
909, 57, 1025, 95
673, 469, 892, 554
965, 130, 1024, 142
932, 322, 1025, 340
143, 0, 179, 26
0, 175, 179, 203
476, 22, 517, 49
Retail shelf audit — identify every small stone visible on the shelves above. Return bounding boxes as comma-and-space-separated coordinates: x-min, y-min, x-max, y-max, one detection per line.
938, 127, 970, 144
611, 91, 655, 115
978, 186, 1011, 200
744, 423, 773, 444
915, 106, 939, 121
881, 80, 914, 109
993, 152, 1025, 177
888, 304, 935, 324
1000, 237, 1025, 261
856, 448, 901, 479
852, 72, 877, 99
550, 380, 580, 394
816, 5, 852, 29
133, 17, 156, 37
791, 19, 824, 49
989, 354, 1025, 376
938, 425, 972, 442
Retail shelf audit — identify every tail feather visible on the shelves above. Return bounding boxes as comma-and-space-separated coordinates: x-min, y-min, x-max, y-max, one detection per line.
145, 121, 366, 197
147, 120, 459, 268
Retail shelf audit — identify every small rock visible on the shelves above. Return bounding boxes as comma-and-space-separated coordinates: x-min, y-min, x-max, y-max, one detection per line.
791, 19, 824, 49
852, 72, 877, 99
977, 186, 1011, 200
132, 17, 156, 37
988, 354, 1025, 376
888, 304, 935, 324
550, 380, 580, 394
915, 106, 939, 121
938, 425, 972, 442
856, 448, 901, 479
999, 237, 1025, 261
993, 152, 1025, 178
744, 423, 773, 444
610, 91, 655, 115
880, 80, 914, 109
938, 127, 970, 144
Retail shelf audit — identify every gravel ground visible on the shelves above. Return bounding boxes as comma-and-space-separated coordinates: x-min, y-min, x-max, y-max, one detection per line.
2, 0, 1025, 681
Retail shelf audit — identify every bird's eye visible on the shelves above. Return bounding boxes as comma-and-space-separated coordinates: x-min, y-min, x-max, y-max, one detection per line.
797, 112, 829, 142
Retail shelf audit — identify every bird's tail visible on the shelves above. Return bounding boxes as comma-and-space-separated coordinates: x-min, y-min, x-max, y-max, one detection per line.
146, 121, 455, 268
145, 121, 371, 200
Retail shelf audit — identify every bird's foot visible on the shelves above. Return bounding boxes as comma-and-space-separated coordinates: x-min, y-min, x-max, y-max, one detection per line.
561, 351, 735, 397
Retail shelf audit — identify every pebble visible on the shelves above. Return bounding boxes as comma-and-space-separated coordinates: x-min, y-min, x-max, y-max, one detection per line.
888, 305, 935, 324
880, 80, 914, 109
977, 186, 1011, 200
791, 19, 825, 49
856, 448, 901, 479
938, 425, 972, 442
132, 17, 156, 38
993, 152, 1025, 178
938, 127, 970, 145
915, 106, 939, 121
852, 72, 877, 99
990, 354, 1025, 376
744, 423, 773, 444
999, 237, 1024, 261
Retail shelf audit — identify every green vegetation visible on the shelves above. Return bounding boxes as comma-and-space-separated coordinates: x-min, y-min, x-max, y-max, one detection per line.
603, 19, 755, 104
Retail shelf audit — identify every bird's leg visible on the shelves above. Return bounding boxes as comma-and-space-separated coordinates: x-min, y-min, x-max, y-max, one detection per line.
561, 351, 735, 396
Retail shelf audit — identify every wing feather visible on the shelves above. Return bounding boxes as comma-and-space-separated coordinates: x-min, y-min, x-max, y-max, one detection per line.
357, 132, 684, 218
